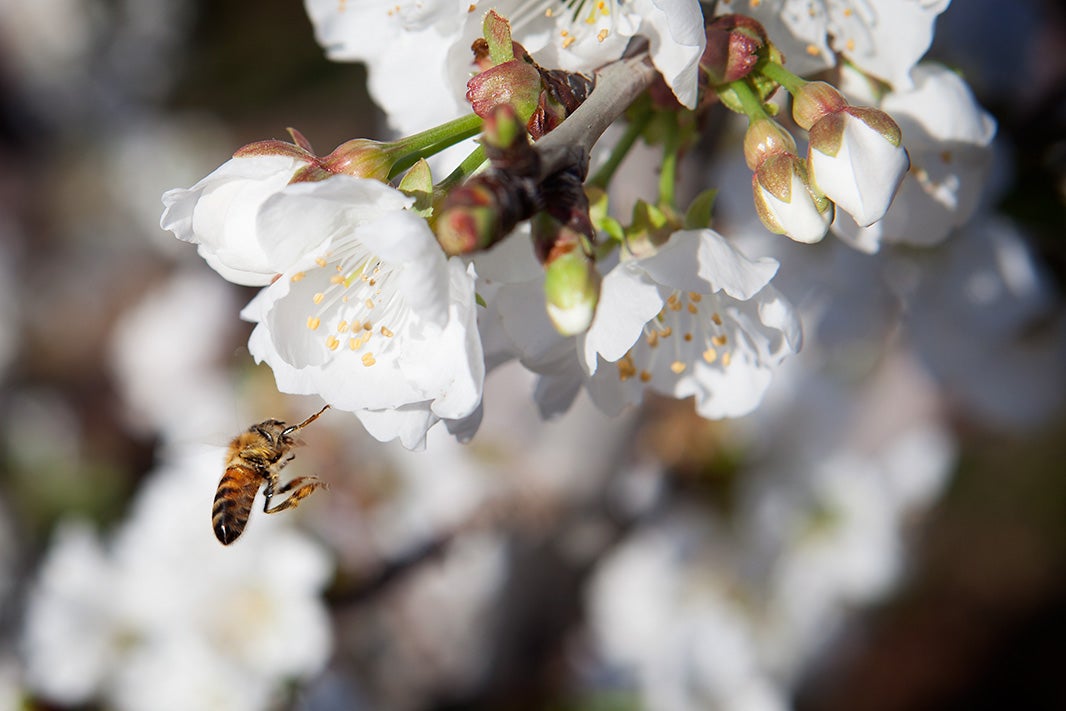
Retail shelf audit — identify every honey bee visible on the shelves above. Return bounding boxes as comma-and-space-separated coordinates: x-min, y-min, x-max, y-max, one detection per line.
212, 405, 330, 545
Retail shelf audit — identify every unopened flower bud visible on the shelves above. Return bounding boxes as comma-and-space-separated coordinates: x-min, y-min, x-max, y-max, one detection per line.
702, 14, 768, 85
482, 105, 541, 176
544, 245, 601, 336
807, 106, 908, 226
791, 81, 847, 130
434, 172, 539, 255
321, 139, 395, 181
752, 153, 833, 243
467, 59, 543, 124
743, 118, 797, 170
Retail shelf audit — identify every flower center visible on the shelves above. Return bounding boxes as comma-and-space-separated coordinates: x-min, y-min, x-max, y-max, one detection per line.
292, 243, 409, 368
509, 0, 627, 51
616, 290, 735, 384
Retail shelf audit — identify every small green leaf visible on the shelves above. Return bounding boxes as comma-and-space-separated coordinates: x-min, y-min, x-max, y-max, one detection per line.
684, 189, 718, 230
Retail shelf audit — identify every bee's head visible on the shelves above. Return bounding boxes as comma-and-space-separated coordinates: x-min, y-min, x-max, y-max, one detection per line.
250, 419, 288, 447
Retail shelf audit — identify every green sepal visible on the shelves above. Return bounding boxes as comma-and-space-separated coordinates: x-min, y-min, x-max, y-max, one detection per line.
484, 10, 516, 65
397, 159, 434, 217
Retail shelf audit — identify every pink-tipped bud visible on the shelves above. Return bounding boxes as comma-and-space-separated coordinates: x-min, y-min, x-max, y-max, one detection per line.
743, 118, 798, 170
467, 59, 543, 124
702, 14, 768, 85
791, 81, 848, 130
434, 172, 538, 256
321, 139, 395, 181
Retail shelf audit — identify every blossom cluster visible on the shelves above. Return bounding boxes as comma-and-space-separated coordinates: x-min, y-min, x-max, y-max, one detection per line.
155, 4, 783, 448
159, 1, 979, 451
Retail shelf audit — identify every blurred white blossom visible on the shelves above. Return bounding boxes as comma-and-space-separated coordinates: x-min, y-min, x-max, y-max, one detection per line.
900, 216, 1066, 429
108, 268, 240, 442
588, 346, 956, 707
22, 449, 334, 711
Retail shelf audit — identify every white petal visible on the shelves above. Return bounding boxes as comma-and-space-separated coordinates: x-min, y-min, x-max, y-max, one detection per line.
534, 371, 584, 419
582, 262, 663, 373
639, 0, 707, 108
305, 1, 465, 133
354, 405, 439, 450
256, 176, 414, 274
690, 355, 774, 419
160, 155, 304, 285
696, 229, 780, 300
881, 63, 997, 146
400, 259, 484, 420
637, 229, 779, 300
495, 280, 575, 370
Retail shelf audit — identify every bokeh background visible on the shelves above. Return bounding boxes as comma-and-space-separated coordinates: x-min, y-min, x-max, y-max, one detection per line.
0, 1, 1064, 709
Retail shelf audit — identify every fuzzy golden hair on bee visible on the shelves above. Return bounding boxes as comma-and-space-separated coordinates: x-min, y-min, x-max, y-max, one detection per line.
211, 405, 329, 545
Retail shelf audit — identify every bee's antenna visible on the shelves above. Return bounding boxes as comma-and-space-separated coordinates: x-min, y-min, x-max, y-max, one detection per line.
283, 404, 331, 436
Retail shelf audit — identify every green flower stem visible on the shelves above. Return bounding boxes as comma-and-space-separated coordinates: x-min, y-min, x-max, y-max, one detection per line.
587, 103, 653, 189
658, 126, 680, 209
436, 144, 488, 194
392, 113, 484, 157
727, 77, 774, 123
757, 60, 807, 95
387, 114, 484, 178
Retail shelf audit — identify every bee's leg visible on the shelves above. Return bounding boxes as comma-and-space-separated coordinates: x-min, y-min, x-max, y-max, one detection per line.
261, 471, 279, 513
264, 476, 326, 514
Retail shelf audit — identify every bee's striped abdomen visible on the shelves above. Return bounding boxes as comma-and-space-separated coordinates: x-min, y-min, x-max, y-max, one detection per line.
212, 465, 262, 545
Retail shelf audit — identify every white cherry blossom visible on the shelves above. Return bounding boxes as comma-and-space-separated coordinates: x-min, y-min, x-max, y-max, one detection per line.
304, 0, 468, 133
583, 229, 802, 419
161, 157, 485, 449
305, 0, 707, 128
716, 0, 951, 89
240, 177, 484, 449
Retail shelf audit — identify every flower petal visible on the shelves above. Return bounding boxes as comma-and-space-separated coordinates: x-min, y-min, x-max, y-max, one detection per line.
160, 155, 306, 285
582, 261, 663, 374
